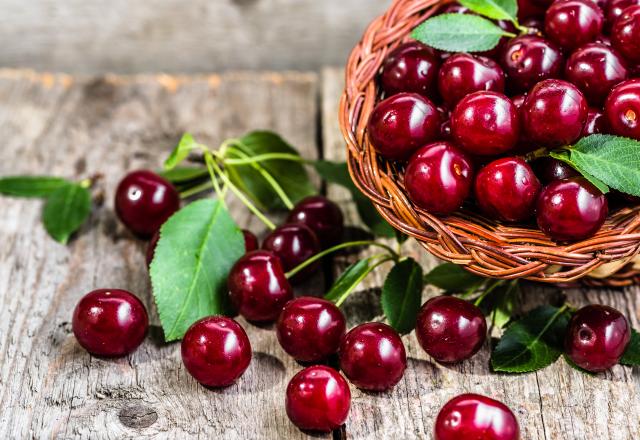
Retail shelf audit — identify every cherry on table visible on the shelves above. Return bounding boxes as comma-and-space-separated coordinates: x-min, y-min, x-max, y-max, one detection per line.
611, 5, 640, 64
242, 229, 259, 253
500, 35, 564, 93
545, 0, 604, 51
286, 195, 344, 247
604, 79, 640, 139
438, 53, 505, 108
262, 223, 320, 282
181, 316, 251, 387
531, 157, 580, 184
380, 41, 441, 100
72, 289, 149, 357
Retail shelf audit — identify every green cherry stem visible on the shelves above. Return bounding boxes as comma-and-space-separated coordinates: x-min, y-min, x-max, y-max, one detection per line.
223, 153, 306, 165
333, 255, 395, 307
179, 181, 215, 199
473, 279, 506, 307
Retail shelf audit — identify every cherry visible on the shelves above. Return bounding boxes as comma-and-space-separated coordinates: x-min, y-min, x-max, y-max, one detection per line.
606, 0, 640, 29
276, 297, 346, 362
228, 250, 294, 322
286, 365, 351, 432
339, 322, 407, 391
475, 157, 542, 222
242, 229, 259, 253
582, 107, 608, 135
181, 316, 251, 387
545, 0, 604, 51
536, 177, 608, 242
565, 304, 631, 372
286, 195, 344, 247
438, 53, 505, 108
146, 230, 160, 267
531, 157, 580, 184
565, 43, 628, 105
521, 17, 545, 33
115, 170, 180, 238
262, 223, 321, 282
404, 142, 473, 215
518, 0, 547, 20
451, 91, 520, 156
604, 79, 640, 139
434, 394, 520, 440
72, 289, 148, 357
522, 79, 588, 147
367, 93, 441, 160
612, 6, 640, 65
416, 296, 487, 363
380, 41, 441, 99
500, 35, 563, 93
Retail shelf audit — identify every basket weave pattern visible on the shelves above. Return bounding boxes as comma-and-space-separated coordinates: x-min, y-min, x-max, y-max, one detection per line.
339, 0, 640, 286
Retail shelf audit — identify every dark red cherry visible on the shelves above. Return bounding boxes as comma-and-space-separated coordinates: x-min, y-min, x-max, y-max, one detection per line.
380, 41, 441, 99
228, 250, 294, 322
500, 35, 563, 93
286, 365, 351, 432
565, 304, 631, 372
434, 394, 520, 440
606, 0, 640, 29
521, 16, 545, 33
416, 296, 487, 363
262, 223, 321, 282
565, 43, 628, 105
438, 53, 505, 108
531, 157, 580, 184
277, 297, 346, 362
475, 157, 541, 222
582, 107, 608, 135
115, 170, 180, 238
522, 79, 588, 147
339, 322, 407, 391
404, 142, 473, 215
545, 0, 604, 51
242, 229, 259, 252
612, 6, 640, 65
146, 230, 160, 267
72, 289, 148, 357
536, 177, 608, 242
440, 2, 471, 13
181, 316, 251, 387
367, 93, 441, 160
604, 79, 640, 139
451, 91, 520, 156
518, 0, 547, 19
286, 196, 344, 247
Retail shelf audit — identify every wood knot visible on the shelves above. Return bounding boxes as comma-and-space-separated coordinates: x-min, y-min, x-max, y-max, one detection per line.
118, 403, 158, 429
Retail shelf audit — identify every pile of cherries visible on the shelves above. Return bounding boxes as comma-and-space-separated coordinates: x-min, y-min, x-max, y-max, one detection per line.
369, 0, 640, 242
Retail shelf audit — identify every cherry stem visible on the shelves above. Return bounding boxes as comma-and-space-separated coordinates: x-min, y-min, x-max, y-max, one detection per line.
333, 254, 395, 307
522, 147, 550, 162
223, 152, 306, 165
179, 180, 214, 199
473, 279, 506, 307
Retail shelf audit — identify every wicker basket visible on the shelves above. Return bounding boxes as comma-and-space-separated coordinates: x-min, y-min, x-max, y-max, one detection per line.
339, 0, 640, 287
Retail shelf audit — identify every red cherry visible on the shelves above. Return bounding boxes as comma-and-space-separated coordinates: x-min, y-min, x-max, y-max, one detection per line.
582, 107, 609, 135
228, 250, 294, 322
181, 316, 251, 387
531, 157, 580, 184
606, 0, 640, 29
339, 322, 407, 391
404, 142, 473, 215
611, 5, 640, 64
565, 304, 631, 372
286, 196, 344, 247
434, 394, 520, 440
604, 79, 640, 139
380, 41, 441, 99
545, 0, 604, 51
261, 223, 320, 283
500, 35, 564, 93
276, 297, 346, 362
72, 289, 148, 357
286, 366, 351, 432
367, 93, 441, 160
518, 0, 547, 20
438, 53, 505, 108
242, 229, 259, 253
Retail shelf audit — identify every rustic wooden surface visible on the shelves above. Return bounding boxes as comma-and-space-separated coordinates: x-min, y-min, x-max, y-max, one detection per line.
0, 67, 638, 439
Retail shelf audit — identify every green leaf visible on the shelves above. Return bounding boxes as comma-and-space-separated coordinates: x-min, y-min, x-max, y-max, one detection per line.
491, 306, 571, 373
549, 150, 610, 194
159, 166, 209, 184
382, 258, 424, 334
489, 281, 520, 329
164, 133, 198, 170
0, 176, 71, 198
412, 14, 511, 53
42, 183, 92, 244
325, 258, 377, 305
424, 263, 485, 292
226, 131, 316, 210
150, 199, 245, 341
313, 160, 395, 237
459, 0, 518, 21
620, 328, 640, 366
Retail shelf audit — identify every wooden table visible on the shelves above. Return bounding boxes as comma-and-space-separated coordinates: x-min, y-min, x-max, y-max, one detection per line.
0, 68, 639, 440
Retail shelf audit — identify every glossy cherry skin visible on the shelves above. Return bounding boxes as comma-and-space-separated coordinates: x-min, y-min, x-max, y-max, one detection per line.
604, 79, 640, 139
438, 53, 505, 108
286, 195, 344, 247
606, 0, 640, 29
181, 316, 251, 387
612, 6, 640, 64
367, 93, 440, 160
518, 0, 547, 20
242, 229, 259, 253
416, 296, 487, 363
339, 322, 407, 391
536, 177, 608, 242
114, 170, 180, 238
286, 365, 351, 432
72, 289, 149, 357
582, 107, 609, 135
276, 297, 346, 362
451, 91, 520, 156
405, 142, 473, 215
565, 305, 631, 372
545, 0, 604, 51
474, 157, 542, 222
531, 157, 580, 184
380, 41, 441, 99
262, 223, 321, 282
522, 79, 588, 147
500, 35, 563, 93
228, 250, 294, 322
434, 394, 520, 440
565, 43, 628, 105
